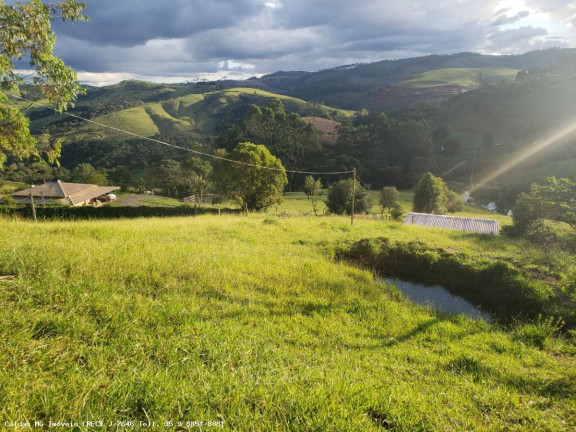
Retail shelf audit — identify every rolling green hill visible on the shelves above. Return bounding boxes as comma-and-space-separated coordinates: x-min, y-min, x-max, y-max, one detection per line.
28, 85, 353, 146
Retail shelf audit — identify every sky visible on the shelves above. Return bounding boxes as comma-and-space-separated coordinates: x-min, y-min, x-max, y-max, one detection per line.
15, 0, 576, 86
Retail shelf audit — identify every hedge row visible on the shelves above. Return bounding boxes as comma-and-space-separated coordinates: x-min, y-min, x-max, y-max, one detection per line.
339, 238, 571, 325
0, 205, 241, 220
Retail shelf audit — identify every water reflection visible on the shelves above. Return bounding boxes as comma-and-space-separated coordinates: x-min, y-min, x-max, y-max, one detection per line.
381, 277, 491, 323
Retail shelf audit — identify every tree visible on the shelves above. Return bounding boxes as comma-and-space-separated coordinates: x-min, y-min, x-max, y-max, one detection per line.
71, 163, 108, 185
390, 202, 404, 221
302, 175, 324, 215
507, 177, 576, 238
303, 175, 322, 198
109, 166, 133, 191
326, 179, 373, 215
212, 142, 288, 211
413, 172, 447, 214
378, 186, 399, 219
182, 156, 212, 179
183, 156, 213, 204
149, 159, 183, 197
0, 0, 88, 167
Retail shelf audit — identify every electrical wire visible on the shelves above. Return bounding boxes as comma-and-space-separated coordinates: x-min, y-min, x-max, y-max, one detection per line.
7, 92, 354, 176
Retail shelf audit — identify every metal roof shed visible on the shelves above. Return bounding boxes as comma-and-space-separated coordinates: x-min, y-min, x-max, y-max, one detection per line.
404, 213, 499, 235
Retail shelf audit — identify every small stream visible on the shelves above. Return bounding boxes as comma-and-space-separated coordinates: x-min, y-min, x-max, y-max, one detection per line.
381, 278, 491, 323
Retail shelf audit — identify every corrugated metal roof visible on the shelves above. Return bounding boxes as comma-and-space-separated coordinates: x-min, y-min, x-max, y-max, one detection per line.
404, 213, 499, 235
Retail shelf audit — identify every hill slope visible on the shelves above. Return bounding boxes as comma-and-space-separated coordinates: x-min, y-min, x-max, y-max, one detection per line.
29, 85, 353, 145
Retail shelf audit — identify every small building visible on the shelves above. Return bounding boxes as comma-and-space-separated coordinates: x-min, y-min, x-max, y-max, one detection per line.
404, 212, 499, 235
12, 180, 119, 207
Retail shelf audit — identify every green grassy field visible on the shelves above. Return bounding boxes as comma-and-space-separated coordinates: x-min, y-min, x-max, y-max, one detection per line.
400, 67, 519, 88
1, 198, 575, 430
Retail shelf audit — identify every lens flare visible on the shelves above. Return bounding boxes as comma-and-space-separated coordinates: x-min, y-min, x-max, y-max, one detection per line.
470, 121, 576, 194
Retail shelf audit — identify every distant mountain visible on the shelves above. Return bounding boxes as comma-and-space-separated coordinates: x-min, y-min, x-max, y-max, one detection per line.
225, 49, 576, 110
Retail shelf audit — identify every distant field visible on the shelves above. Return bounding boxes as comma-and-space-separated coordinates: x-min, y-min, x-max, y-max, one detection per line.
400, 67, 519, 88
270, 190, 512, 225
0, 180, 27, 194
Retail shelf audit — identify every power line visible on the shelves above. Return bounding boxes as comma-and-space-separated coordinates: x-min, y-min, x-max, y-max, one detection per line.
7, 92, 353, 176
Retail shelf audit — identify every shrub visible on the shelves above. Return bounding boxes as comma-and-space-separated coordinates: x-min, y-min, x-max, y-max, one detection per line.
326, 179, 373, 215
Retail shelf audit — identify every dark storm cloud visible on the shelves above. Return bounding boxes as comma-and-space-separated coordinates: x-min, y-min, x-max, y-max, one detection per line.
24, 0, 573, 84
52, 0, 263, 46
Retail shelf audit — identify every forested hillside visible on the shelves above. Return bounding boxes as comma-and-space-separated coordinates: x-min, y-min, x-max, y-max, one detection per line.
236, 49, 576, 110
3, 48, 576, 209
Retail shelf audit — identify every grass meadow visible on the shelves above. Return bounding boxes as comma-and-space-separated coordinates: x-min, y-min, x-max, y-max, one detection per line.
399, 67, 519, 88
1, 194, 575, 431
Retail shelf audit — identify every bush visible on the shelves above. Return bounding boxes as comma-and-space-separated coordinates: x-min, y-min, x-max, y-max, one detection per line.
390, 202, 404, 221
0, 205, 240, 220
326, 179, 373, 215
445, 188, 463, 213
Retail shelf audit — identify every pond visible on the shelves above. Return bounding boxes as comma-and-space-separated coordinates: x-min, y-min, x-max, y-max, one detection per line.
381, 277, 491, 323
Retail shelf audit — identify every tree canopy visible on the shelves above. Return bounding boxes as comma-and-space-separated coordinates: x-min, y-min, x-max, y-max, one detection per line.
508, 177, 576, 238
212, 142, 288, 211
0, 0, 87, 167
413, 172, 448, 214
378, 186, 400, 219
326, 179, 373, 215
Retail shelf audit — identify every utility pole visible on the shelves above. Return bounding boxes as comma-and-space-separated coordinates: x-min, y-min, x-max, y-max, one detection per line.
351, 168, 356, 226
29, 193, 37, 222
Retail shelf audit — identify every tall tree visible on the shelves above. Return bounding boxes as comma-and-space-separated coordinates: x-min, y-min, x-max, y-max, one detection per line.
0, 0, 88, 166
413, 172, 447, 214
303, 175, 322, 198
212, 142, 288, 211
378, 186, 399, 219
71, 163, 108, 185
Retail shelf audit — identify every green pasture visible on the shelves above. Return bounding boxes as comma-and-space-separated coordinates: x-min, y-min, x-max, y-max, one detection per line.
0, 208, 574, 430
400, 67, 519, 88
0, 180, 27, 194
